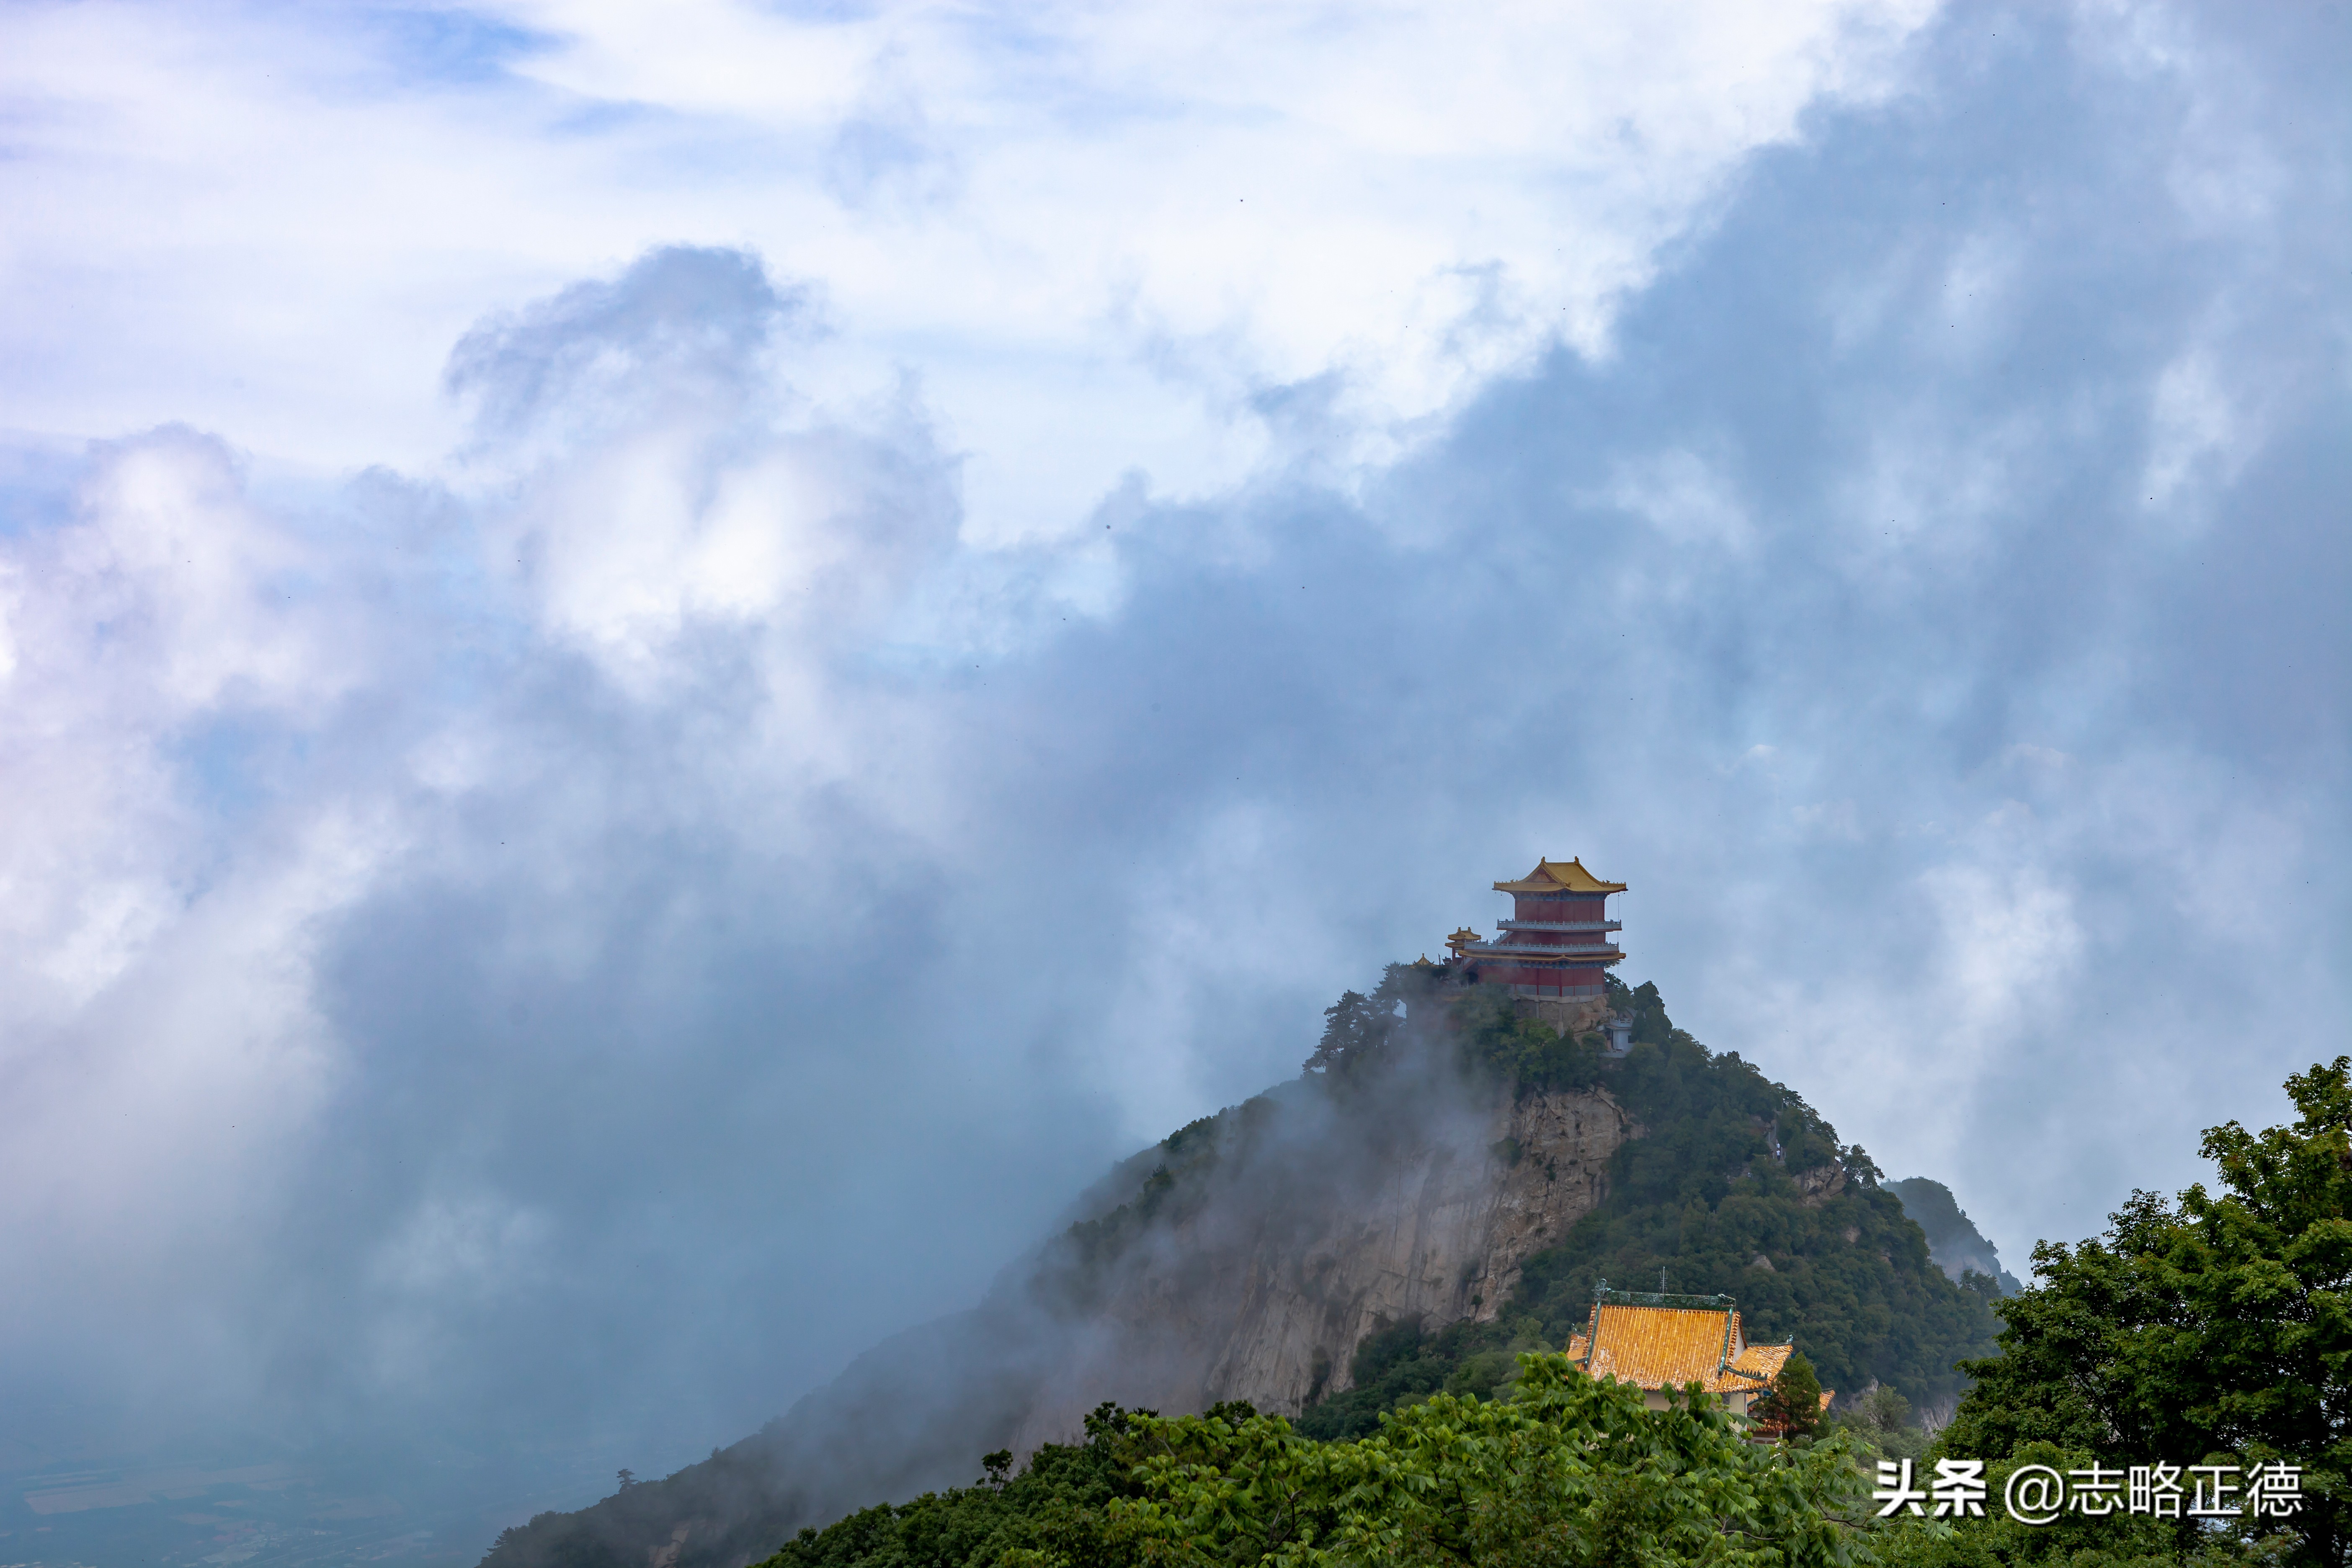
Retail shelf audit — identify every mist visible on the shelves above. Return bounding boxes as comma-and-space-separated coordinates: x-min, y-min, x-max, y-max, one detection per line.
0, 0, 2346, 1558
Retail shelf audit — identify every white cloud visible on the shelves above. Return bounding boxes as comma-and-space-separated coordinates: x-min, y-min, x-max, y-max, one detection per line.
0, 0, 2344, 1504
2143, 345, 2254, 509
0, 430, 362, 1019
0, 432, 400, 1328
1921, 848, 2086, 1044
1604, 449, 1754, 552
0, 0, 1939, 539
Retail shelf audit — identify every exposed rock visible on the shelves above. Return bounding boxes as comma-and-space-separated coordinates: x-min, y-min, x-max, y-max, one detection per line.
477, 1043, 2017, 1568
1795, 1164, 1847, 1206
1006, 1078, 1636, 1448
476, 1064, 1647, 1568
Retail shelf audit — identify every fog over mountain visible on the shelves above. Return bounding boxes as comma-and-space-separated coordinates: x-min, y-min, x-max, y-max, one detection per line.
0, 0, 2344, 1552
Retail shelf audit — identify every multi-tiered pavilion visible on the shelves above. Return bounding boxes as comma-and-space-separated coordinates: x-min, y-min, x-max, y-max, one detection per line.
1444, 858, 1626, 1009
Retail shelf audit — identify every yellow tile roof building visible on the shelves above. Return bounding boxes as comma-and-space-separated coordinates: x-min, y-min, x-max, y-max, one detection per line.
1563, 1288, 1798, 1417
1490, 858, 1629, 896
1455, 856, 1628, 1003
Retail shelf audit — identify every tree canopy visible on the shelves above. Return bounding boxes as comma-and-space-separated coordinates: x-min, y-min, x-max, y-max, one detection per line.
762, 1362, 1873, 1568
1754, 1352, 1826, 1443
1923, 1056, 2352, 1567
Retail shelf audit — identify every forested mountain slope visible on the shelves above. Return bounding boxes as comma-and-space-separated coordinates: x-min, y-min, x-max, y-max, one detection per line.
479, 972, 1996, 1568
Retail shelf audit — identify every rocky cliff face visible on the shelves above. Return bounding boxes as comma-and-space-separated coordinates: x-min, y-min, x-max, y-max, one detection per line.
482, 1001, 2008, 1568
480, 1063, 1641, 1568
1006, 1075, 1637, 1448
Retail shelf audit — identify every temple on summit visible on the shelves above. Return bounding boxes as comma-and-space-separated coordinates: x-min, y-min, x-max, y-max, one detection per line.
1443, 857, 1626, 1000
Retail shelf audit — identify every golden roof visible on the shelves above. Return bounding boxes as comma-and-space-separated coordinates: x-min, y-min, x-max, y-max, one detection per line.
1493, 858, 1627, 896
1579, 1303, 1734, 1389
1569, 1301, 1791, 1396
1446, 927, 1482, 942
1726, 1340, 1795, 1390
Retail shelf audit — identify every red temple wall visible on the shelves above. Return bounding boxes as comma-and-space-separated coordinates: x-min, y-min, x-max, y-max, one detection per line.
1511, 893, 1609, 922
1484, 962, 1612, 992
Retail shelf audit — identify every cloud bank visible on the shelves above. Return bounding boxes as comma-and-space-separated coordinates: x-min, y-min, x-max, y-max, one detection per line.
0, 0, 2346, 1530
0, 0, 1931, 525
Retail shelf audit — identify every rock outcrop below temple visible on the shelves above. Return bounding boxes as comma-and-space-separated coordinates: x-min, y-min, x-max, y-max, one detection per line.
1006, 1075, 1636, 1449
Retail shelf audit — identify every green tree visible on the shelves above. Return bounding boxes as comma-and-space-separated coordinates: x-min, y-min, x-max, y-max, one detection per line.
1754, 1352, 1825, 1442
1303, 989, 1398, 1075
764, 1404, 1150, 1568
1937, 1056, 2352, 1566
1449, 982, 1604, 1093
1112, 1353, 1870, 1568
1834, 1386, 1931, 1464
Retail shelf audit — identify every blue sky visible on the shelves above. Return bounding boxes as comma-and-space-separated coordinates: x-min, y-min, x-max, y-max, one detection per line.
0, 0, 2345, 1511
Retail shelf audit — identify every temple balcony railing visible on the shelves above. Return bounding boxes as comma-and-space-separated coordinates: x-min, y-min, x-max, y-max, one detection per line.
1496, 920, 1622, 933
1464, 941, 1623, 959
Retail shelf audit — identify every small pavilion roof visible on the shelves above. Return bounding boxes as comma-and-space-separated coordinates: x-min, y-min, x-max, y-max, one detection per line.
1494, 858, 1627, 896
